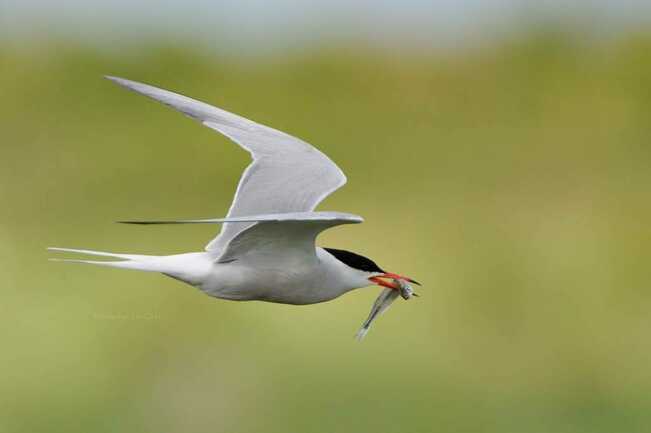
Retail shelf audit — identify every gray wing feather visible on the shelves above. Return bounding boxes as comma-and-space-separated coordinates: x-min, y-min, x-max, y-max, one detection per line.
214, 212, 362, 263
119, 211, 362, 225
106, 76, 347, 254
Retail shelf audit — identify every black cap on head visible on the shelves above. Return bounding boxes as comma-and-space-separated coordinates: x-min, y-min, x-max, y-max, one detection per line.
324, 248, 385, 273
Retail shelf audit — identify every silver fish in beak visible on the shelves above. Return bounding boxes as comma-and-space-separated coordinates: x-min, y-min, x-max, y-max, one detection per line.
356, 278, 417, 340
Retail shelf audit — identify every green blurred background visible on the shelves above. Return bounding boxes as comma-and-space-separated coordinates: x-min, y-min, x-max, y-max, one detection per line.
2, 2, 651, 433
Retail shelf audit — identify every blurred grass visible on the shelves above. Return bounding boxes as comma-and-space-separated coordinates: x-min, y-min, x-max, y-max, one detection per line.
2, 31, 651, 433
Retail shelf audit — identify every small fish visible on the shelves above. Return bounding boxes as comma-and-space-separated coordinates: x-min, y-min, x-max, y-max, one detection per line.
356, 278, 418, 340
396, 278, 418, 300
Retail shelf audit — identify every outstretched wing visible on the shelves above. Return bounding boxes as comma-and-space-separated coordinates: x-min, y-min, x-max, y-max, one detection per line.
106, 77, 347, 255
215, 212, 362, 263
121, 211, 362, 263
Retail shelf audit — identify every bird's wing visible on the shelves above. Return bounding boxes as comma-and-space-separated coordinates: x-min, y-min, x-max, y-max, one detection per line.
106, 76, 348, 255
120, 211, 362, 263
215, 212, 362, 263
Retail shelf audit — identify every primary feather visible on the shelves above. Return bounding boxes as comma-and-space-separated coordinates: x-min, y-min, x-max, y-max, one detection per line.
105, 76, 347, 256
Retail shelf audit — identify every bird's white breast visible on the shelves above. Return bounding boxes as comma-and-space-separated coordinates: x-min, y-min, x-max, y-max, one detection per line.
176, 248, 370, 305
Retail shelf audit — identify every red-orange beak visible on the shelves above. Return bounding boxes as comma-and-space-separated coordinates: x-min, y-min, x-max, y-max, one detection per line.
369, 272, 421, 289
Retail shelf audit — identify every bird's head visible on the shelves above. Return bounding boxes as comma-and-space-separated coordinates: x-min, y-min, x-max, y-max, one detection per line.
324, 248, 420, 290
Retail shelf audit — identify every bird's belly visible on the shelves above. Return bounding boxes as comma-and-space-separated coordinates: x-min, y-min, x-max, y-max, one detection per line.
198, 263, 352, 305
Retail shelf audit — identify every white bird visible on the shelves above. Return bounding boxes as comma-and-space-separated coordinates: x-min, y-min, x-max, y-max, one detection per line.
49, 77, 419, 325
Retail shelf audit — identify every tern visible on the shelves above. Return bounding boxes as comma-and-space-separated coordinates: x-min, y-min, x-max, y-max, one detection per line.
49, 77, 419, 314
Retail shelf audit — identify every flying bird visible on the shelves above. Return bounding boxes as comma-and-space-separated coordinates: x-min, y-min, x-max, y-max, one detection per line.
50, 77, 419, 331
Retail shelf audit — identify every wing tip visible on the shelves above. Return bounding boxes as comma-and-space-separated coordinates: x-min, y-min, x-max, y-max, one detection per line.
105, 75, 134, 86
116, 219, 224, 225
328, 212, 363, 224
104, 75, 154, 97
104, 75, 129, 86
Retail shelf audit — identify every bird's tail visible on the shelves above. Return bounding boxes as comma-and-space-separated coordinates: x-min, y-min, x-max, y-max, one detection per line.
47, 247, 163, 272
